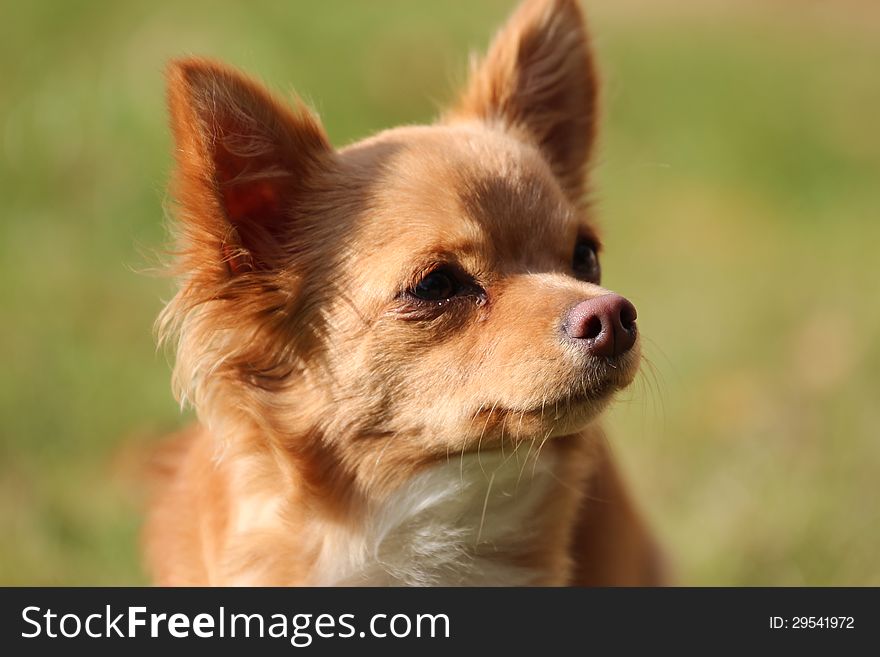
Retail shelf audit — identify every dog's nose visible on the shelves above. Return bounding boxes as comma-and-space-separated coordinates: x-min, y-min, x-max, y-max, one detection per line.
564, 294, 638, 357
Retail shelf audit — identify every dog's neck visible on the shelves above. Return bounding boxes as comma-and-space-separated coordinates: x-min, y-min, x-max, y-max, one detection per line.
310, 448, 562, 586
217, 431, 594, 586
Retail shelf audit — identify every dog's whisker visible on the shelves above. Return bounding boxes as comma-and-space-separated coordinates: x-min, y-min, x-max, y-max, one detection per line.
475, 470, 496, 548
476, 400, 499, 478
516, 437, 537, 491
531, 426, 555, 479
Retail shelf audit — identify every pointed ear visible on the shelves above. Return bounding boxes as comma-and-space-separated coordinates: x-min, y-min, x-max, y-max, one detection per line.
166, 58, 333, 275
447, 0, 598, 203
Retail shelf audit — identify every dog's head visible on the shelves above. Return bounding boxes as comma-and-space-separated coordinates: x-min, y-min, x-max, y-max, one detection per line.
161, 0, 640, 493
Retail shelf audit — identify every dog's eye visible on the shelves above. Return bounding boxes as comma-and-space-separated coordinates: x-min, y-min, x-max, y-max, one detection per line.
411, 267, 460, 301
572, 237, 601, 283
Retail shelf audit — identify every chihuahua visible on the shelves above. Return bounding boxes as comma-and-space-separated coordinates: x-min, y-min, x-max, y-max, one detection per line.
146, 0, 663, 586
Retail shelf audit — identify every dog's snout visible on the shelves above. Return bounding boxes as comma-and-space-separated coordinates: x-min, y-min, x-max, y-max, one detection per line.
564, 294, 638, 357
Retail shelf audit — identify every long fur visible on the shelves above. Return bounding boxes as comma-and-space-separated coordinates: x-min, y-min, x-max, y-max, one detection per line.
145, 0, 663, 587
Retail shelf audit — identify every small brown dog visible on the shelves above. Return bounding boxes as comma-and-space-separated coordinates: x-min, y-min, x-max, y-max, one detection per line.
146, 0, 663, 586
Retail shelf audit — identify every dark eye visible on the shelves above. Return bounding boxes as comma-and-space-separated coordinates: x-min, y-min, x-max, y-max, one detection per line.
411, 267, 460, 301
573, 237, 601, 283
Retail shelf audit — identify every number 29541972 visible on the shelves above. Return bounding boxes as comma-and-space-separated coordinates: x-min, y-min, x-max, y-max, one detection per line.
770, 616, 854, 629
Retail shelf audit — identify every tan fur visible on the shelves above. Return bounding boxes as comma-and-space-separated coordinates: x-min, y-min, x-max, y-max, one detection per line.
145, 0, 663, 586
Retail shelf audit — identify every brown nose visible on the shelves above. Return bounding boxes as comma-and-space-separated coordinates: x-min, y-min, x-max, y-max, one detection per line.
564, 294, 638, 357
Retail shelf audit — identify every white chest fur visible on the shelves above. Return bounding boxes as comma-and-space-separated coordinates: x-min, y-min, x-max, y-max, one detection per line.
311, 449, 561, 586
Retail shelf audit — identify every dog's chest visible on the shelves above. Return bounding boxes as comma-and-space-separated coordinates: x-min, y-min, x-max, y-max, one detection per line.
311, 450, 561, 586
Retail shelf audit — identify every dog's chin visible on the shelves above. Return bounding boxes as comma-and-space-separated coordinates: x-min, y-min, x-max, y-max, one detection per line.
548, 384, 619, 434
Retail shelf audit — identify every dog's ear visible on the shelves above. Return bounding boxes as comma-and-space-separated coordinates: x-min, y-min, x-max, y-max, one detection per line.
166, 58, 333, 275
448, 0, 598, 204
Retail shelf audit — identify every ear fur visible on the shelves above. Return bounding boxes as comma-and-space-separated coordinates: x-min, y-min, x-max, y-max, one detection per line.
166, 58, 333, 275
447, 0, 598, 204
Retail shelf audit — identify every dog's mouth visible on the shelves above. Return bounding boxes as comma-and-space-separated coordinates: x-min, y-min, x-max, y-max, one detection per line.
470, 353, 640, 439
536, 379, 619, 419
471, 383, 620, 437
557, 348, 641, 403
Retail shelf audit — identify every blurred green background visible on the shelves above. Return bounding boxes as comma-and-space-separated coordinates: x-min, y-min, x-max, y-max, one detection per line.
1, 0, 878, 585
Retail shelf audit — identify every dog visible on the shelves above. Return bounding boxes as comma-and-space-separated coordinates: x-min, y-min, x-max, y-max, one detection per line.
145, 0, 663, 586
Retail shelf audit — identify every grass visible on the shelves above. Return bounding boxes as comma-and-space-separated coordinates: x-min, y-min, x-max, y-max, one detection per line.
1, 0, 878, 585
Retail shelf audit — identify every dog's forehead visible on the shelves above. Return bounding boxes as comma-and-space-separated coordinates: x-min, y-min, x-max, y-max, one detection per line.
343, 125, 576, 257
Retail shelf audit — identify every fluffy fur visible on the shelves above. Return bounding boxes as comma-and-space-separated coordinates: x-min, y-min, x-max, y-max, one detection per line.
145, 0, 663, 586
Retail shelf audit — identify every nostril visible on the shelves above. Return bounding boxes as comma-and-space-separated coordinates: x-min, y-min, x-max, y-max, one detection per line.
583, 315, 603, 340
619, 301, 637, 330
